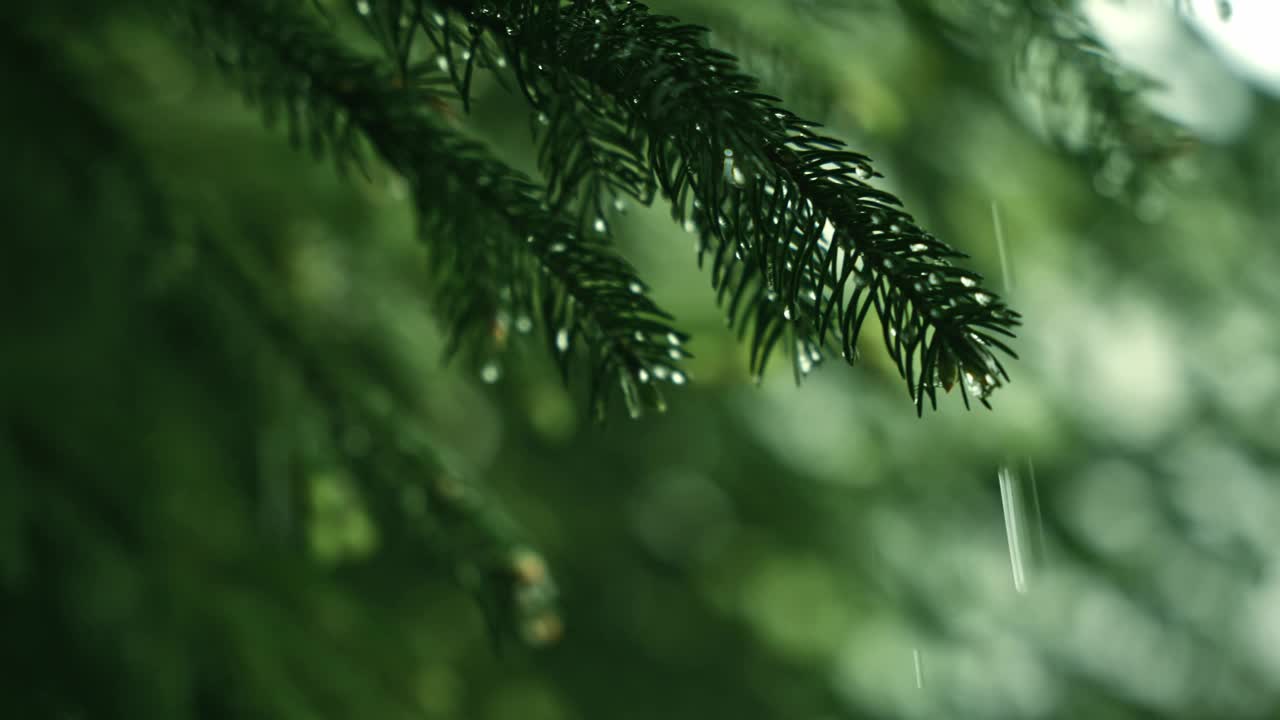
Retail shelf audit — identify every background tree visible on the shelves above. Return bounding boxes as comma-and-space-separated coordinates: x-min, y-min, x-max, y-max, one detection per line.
4, 0, 1280, 718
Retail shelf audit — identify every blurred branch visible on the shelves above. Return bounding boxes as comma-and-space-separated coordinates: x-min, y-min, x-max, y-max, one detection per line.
901, 0, 1196, 199
196, 223, 564, 647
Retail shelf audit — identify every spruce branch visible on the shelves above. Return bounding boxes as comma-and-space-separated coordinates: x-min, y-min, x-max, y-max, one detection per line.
399, 0, 1021, 410
180, 0, 690, 419
379, 4, 654, 232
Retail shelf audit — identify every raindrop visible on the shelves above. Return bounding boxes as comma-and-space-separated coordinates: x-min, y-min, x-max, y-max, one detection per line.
960, 276, 977, 288
633, 330, 645, 342
913, 648, 925, 689
910, 242, 928, 252
460, 49, 472, 61
990, 201, 1013, 294
613, 197, 627, 213
652, 365, 670, 380
670, 371, 687, 385
722, 148, 743, 186
890, 223, 902, 233
882, 257, 894, 270
666, 333, 681, 345
927, 272, 941, 286
549, 242, 567, 253
515, 315, 533, 333
432, 11, 446, 26
628, 281, 644, 294
667, 348, 681, 361
436, 55, 450, 71
536, 111, 550, 125
783, 307, 793, 320
998, 464, 1029, 594
594, 217, 608, 234
480, 361, 501, 384
495, 56, 508, 68
526, 234, 536, 244
555, 328, 570, 352
683, 219, 696, 233
974, 292, 992, 306
637, 368, 651, 383
356, 0, 371, 15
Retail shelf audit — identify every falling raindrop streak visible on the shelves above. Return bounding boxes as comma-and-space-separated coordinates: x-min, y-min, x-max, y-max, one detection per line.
999, 465, 1028, 594
988, 200, 1044, 593
912, 648, 925, 689
991, 201, 1012, 294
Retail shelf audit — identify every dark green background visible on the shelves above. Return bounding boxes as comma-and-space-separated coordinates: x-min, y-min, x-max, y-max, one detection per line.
5, 1, 1280, 718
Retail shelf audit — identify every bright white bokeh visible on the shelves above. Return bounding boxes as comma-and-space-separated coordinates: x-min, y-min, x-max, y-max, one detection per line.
1084, 0, 1253, 139
1185, 0, 1280, 95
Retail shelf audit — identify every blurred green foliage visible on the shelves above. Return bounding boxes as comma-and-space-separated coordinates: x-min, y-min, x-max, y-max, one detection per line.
5, 1, 1280, 719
